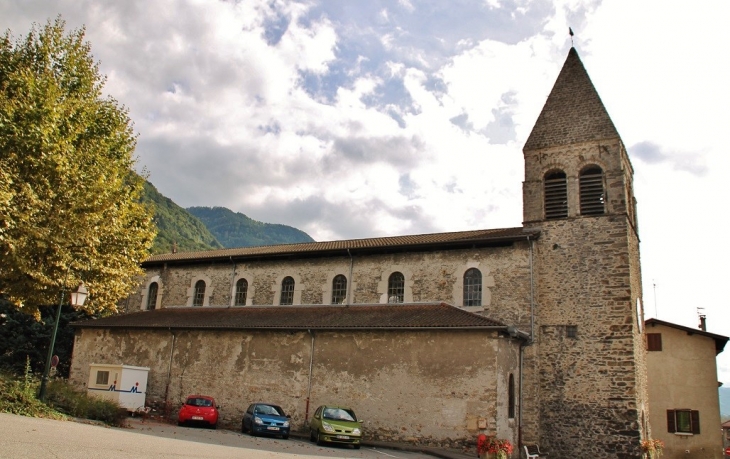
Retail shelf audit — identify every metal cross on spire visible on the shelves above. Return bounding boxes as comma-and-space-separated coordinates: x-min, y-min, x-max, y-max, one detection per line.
569, 27, 574, 46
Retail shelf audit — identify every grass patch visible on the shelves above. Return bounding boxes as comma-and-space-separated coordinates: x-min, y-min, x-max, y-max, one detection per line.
0, 359, 127, 427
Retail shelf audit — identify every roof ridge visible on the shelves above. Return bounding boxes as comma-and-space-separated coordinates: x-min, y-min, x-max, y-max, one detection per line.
144, 227, 537, 264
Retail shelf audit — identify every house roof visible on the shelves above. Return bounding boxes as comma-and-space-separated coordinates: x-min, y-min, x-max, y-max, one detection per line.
524, 47, 620, 151
645, 318, 729, 355
143, 227, 539, 266
72, 302, 517, 332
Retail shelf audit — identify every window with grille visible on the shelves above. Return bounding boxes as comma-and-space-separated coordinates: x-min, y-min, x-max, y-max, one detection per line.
388, 272, 404, 303
463, 268, 482, 306
580, 166, 605, 215
280, 276, 295, 305
331, 275, 347, 304
146, 282, 158, 310
566, 325, 578, 339
544, 170, 568, 219
647, 333, 662, 351
667, 409, 700, 434
235, 278, 248, 306
96, 370, 109, 385
193, 280, 206, 306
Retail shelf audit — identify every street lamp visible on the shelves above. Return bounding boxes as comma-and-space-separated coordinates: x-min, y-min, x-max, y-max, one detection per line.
38, 282, 89, 401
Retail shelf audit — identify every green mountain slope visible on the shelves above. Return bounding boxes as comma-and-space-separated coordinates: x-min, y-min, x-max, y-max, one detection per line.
187, 206, 315, 248
142, 181, 223, 255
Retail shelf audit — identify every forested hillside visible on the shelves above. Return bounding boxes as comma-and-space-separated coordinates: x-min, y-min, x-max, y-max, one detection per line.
141, 182, 314, 255
187, 206, 314, 248
142, 182, 223, 254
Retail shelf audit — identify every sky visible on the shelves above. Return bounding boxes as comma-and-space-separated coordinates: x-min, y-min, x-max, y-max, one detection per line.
2, 0, 729, 383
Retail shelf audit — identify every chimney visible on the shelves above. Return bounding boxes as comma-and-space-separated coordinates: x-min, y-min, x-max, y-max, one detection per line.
172, 241, 178, 254
698, 315, 707, 331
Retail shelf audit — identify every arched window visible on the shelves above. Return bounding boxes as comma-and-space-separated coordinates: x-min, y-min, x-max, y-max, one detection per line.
280, 276, 295, 306
193, 280, 206, 306
463, 268, 482, 306
146, 282, 158, 310
508, 374, 515, 419
331, 275, 347, 304
235, 278, 248, 306
388, 272, 405, 304
580, 166, 605, 215
544, 170, 568, 219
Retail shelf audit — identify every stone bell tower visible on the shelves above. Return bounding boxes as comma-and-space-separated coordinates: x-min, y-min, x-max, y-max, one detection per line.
521, 47, 648, 458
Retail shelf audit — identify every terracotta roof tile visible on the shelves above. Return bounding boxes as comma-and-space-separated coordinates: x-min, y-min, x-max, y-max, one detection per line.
73, 303, 508, 331
144, 227, 538, 265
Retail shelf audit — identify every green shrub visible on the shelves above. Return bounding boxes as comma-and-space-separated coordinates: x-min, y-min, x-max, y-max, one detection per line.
0, 358, 126, 427
46, 379, 128, 427
0, 360, 66, 420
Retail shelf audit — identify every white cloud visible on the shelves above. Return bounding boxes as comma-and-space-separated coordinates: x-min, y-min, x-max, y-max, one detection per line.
2, 0, 729, 382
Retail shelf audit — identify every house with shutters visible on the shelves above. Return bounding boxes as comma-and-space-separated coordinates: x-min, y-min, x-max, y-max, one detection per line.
645, 318, 728, 459
70, 47, 651, 458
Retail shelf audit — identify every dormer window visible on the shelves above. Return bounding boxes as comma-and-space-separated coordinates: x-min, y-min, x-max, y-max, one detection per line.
580, 166, 605, 215
544, 170, 568, 219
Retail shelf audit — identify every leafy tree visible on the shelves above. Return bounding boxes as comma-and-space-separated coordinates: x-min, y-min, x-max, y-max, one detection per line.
0, 297, 95, 378
0, 18, 155, 314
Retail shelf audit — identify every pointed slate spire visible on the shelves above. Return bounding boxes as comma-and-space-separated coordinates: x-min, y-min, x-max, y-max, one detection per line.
524, 48, 620, 151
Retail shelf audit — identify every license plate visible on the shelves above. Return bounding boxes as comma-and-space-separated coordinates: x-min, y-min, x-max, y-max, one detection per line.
336, 435, 349, 439
267, 426, 280, 431
192, 416, 204, 420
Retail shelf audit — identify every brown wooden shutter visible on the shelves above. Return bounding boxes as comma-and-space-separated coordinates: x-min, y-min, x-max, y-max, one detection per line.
647, 333, 662, 351
667, 410, 676, 433
691, 410, 700, 434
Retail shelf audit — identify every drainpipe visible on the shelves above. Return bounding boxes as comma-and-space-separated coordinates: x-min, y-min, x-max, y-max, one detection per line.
346, 249, 354, 305
164, 330, 176, 408
305, 330, 315, 426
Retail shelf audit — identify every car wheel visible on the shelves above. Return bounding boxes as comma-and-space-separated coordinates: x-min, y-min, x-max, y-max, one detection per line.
354, 444, 360, 450
241, 421, 246, 433
282, 434, 289, 440
309, 429, 316, 442
210, 423, 217, 430
316, 432, 324, 446
177, 421, 184, 427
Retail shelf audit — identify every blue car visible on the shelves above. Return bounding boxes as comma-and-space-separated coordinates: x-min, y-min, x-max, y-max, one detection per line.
241, 403, 290, 439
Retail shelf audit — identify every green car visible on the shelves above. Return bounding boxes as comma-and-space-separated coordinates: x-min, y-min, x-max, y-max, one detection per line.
309, 405, 363, 449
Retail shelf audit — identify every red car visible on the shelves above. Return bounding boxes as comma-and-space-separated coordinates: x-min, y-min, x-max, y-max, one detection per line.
178, 395, 219, 429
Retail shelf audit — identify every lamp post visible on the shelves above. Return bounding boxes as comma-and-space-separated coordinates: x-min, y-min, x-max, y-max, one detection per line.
38, 282, 88, 401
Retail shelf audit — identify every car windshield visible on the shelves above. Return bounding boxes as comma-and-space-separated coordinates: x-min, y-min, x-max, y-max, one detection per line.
187, 398, 213, 407
255, 405, 284, 416
323, 408, 356, 422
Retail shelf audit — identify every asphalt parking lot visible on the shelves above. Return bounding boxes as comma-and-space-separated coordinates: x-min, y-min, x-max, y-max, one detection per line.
0, 413, 472, 459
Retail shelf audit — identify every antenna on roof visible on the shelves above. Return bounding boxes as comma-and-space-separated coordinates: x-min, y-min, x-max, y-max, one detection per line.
697, 307, 707, 331
569, 27, 574, 47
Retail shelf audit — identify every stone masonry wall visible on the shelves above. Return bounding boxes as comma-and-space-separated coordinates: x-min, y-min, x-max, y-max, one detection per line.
70, 327, 522, 448
130, 244, 534, 333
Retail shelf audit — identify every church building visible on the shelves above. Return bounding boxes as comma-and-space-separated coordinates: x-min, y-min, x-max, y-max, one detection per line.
70, 47, 649, 458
